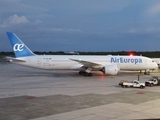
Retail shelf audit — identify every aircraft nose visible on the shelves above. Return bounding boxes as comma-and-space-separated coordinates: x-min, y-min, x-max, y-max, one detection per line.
154, 62, 158, 68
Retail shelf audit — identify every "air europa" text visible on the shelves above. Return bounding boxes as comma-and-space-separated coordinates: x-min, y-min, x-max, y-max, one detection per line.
110, 57, 142, 64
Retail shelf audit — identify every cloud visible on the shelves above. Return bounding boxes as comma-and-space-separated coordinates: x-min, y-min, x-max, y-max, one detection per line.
51, 28, 63, 31
35, 20, 42, 24
69, 29, 81, 32
148, 2, 160, 16
50, 28, 81, 32
7, 14, 29, 24
0, 14, 29, 28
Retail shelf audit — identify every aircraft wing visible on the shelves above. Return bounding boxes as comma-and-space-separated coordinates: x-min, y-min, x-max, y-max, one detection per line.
69, 58, 103, 68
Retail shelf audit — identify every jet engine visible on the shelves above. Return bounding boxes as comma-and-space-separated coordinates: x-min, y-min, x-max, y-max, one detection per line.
101, 64, 119, 75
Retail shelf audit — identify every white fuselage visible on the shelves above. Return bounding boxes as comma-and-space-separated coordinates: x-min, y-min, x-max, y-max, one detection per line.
11, 55, 158, 71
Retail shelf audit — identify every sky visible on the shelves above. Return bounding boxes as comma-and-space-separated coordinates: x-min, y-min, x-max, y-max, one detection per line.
1, 0, 160, 52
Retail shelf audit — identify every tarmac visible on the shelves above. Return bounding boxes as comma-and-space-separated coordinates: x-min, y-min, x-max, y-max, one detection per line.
0, 61, 160, 120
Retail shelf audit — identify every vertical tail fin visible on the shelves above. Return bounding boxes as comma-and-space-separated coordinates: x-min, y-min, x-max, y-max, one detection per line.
6, 32, 35, 58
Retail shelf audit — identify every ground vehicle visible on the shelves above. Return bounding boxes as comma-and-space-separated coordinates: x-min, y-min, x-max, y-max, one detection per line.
145, 76, 160, 87
119, 80, 128, 86
121, 80, 145, 89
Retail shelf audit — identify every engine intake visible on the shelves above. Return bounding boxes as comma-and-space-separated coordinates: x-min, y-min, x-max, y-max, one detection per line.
101, 64, 119, 75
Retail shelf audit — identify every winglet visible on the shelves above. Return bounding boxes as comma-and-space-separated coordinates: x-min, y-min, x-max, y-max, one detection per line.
6, 32, 35, 58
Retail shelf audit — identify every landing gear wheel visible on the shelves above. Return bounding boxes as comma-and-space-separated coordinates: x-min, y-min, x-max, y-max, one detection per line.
84, 72, 88, 76
88, 73, 92, 76
79, 71, 85, 75
79, 71, 92, 77
84, 72, 92, 77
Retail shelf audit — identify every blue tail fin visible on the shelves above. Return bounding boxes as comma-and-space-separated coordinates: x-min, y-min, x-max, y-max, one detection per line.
6, 32, 35, 58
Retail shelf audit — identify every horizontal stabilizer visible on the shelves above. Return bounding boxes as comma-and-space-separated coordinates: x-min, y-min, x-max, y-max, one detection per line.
4, 56, 26, 62
11, 58, 26, 62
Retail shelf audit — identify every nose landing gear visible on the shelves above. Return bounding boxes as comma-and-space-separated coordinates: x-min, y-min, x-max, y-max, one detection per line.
144, 70, 150, 75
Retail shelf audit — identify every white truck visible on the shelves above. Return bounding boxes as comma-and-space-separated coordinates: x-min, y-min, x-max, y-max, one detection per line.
145, 76, 160, 87
121, 80, 145, 89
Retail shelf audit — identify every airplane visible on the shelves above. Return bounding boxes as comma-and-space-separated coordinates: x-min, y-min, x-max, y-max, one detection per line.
6, 32, 158, 76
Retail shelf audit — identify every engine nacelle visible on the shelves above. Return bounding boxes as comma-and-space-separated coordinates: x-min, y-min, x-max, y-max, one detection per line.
101, 64, 119, 75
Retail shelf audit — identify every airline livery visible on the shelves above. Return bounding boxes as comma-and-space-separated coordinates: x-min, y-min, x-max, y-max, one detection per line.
6, 32, 158, 76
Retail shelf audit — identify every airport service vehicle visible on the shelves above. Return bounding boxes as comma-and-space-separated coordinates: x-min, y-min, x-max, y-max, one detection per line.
5, 32, 158, 76
145, 76, 160, 87
119, 80, 128, 86
121, 80, 145, 89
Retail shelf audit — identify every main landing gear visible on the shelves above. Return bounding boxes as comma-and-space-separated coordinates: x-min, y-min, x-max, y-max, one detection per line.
144, 70, 150, 75
79, 71, 92, 77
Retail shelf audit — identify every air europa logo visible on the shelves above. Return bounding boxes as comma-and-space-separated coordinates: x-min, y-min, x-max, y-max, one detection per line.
110, 57, 142, 64
13, 43, 24, 51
